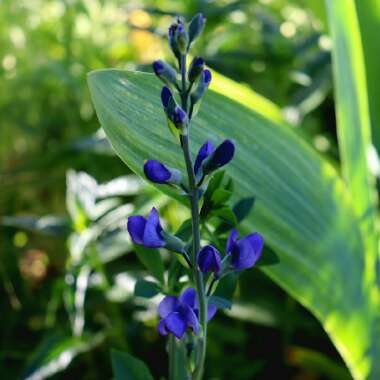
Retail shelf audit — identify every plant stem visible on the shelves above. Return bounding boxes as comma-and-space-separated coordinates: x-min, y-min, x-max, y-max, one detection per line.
179, 53, 207, 380
169, 335, 176, 380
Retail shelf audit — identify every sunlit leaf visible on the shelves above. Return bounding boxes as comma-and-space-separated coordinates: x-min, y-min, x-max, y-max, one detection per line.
88, 69, 377, 380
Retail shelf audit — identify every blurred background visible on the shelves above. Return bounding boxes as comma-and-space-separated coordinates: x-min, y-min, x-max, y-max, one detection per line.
0, 0, 351, 379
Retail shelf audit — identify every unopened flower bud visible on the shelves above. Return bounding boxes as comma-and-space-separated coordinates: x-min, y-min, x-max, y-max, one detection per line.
144, 160, 182, 185
153, 60, 177, 87
191, 69, 212, 105
168, 20, 189, 57
188, 57, 205, 83
188, 13, 206, 46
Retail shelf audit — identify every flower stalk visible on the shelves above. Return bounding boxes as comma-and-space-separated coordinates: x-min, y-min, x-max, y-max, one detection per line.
178, 52, 208, 379
127, 13, 264, 380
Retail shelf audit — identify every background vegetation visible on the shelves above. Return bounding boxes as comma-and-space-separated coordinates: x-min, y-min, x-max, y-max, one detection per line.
2, 0, 377, 379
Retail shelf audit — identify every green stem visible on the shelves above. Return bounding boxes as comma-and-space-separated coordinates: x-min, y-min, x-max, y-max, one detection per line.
169, 335, 176, 380
179, 53, 207, 380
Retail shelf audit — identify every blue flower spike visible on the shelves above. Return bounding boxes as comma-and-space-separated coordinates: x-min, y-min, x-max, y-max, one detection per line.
157, 288, 217, 339
197, 245, 222, 275
127, 207, 165, 248
226, 229, 264, 270
144, 159, 182, 185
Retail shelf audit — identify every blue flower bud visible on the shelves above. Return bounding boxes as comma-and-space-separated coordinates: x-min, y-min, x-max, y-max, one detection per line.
144, 159, 182, 185
188, 57, 205, 83
197, 245, 222, 274
171, 106, 188, 128
226, 229, 264, 270
153, 60, 177, 87
188, 13, 206, 46
203, 139, 235, 174
161, 86, 172, 109
194, 140, 214, 176
191, 69, 212, 106
176, 22, 189, 54
168, 20, 188, 57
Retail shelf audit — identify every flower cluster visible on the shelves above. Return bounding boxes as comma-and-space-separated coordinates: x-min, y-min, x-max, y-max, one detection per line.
127, 13, 264, 350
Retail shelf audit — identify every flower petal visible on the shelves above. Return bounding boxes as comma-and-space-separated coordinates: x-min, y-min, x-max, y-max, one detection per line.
127, 215, 146, 245
226, 229, 238, 254
194, 140, 214, 175
197, 245, 222, 274
157, 319, 169, 336
143, 207, 165, 248
231, 233, 263, 270
165, 312, 187, 339
207, 303, 217, 321
158, 295, 179, 318
161, 86, 172, 109
209, 139, 235, 170
144, 160, 171, 184
183, 305, 199, 335
179, 287, 197, 308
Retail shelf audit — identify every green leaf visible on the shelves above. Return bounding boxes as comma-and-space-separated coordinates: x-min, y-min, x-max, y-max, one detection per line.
233, 197, 255, 223
134, 245, 165, 285
211, 188, 232, 206
355, 0, 380, 160
23, 333, 105, 380
210, 206, 237, 226
88, 69, 378, 380
326, 0, 378, 278
209, 295, 232, 310
111, 350, 154, 380
134, 279, 160, 299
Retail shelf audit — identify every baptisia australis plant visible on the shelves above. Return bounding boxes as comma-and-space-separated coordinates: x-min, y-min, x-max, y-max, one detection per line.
127, 13, 264, 380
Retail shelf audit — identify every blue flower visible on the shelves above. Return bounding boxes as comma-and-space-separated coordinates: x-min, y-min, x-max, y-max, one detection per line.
144, 160, 182, 185
226, 229, 264, 270
127, 207, 165, 248
157, 288, 217, 339
197, 245, 222, 274
194, 139, 235, 176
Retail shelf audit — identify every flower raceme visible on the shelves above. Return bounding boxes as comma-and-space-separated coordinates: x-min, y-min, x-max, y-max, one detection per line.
226, 229, 264, 270
158, 288, 217, 339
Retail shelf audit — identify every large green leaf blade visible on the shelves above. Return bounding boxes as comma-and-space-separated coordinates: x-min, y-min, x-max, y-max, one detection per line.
355, 0, 380, 161
111, 350, 154, 380
88, 69, 375, 380
326, 0, 378, 284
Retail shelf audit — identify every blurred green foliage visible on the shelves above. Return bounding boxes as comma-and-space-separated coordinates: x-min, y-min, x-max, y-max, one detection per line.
0, 0, 355, 379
